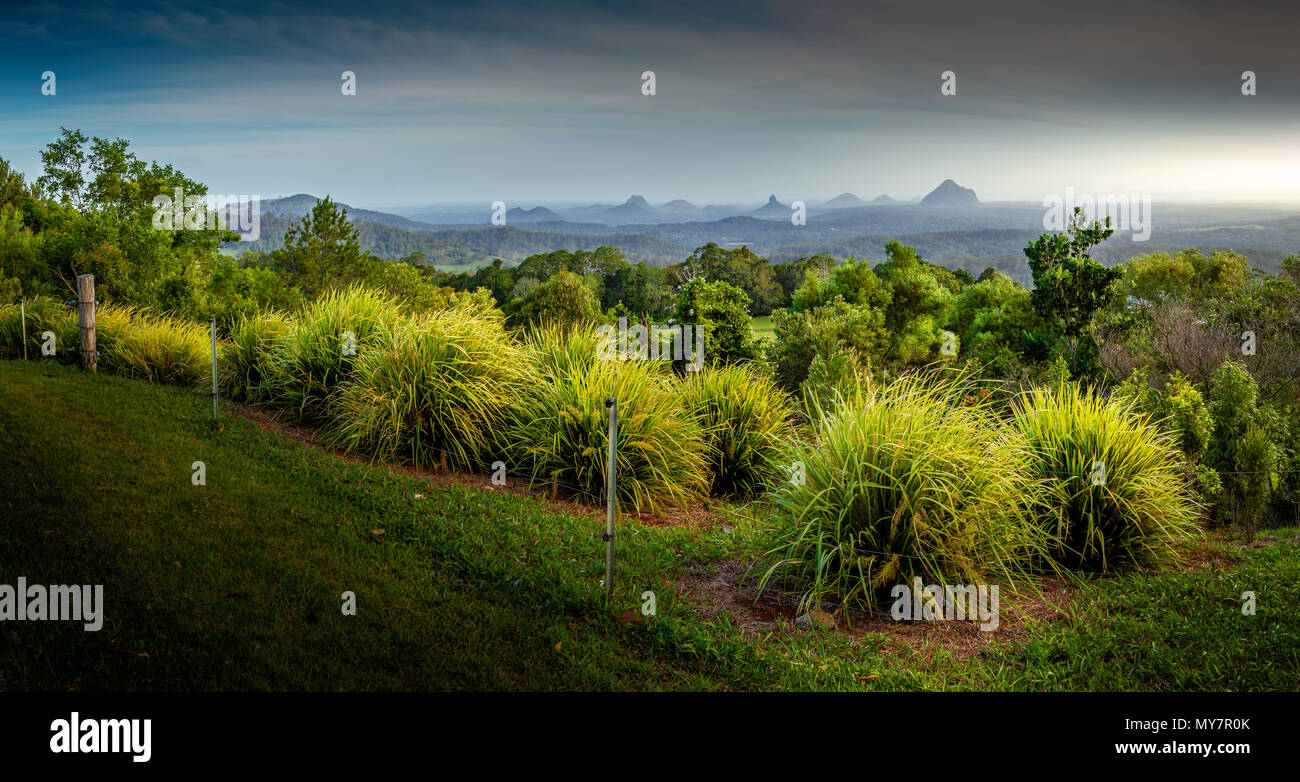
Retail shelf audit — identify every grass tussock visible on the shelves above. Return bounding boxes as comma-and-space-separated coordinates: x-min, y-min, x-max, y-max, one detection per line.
221, 309, 291, 402
524, 320, 605, 381
759, 372, 1043, 613
99, 309, 211, 387
680, 364, 794, 498
1014, 383, 1202, 571
325, 308, 534, 470
0, 297, 77, 362
508, 356, 708, 512
264, 285, 402, 421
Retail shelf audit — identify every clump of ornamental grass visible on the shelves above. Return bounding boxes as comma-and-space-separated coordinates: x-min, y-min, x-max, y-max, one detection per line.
88, 303, 144, 376
325, 308, 534, 471
507, 356, 709, 512
221, 309, 291, 402
758, 371, 1044, 614
102, 310, 212, 387
264, 285, 402, 421
524, 320, 604, 381
0, 296, 77, 362
679, 364, 795, 498
1013, 383, 1202, 571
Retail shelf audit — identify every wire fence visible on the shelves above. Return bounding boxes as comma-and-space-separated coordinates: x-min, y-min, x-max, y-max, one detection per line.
5, 305, 1294, 645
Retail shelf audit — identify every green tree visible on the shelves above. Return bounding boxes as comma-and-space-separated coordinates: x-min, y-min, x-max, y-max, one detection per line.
683, 243, 784, 315
1023, 208, 1124, 379
675, 277, 760, 366
274, 196, 368, 297
1207, 360, 1282, 528
514, 269, 600, 329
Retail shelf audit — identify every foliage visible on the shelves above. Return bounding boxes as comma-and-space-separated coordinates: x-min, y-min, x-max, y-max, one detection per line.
1014, 383, 1202, 571
325, 308, 534, 470
1207, 360, 1283, 528
263, 285, 402, 421
759, 372, 1043, 613
682, 243, 784, 315
510, 268, 601, 329
507, 357, 708, 512
674, 277, 761, 366
1023, 208, 1124, 379
220, 309, 291, 402
0, 296, 76, 361
679, 365, 794, 498
100, 309, 211, 387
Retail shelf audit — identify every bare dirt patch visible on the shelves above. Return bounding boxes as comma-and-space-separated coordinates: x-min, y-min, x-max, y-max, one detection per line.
676, 561, 1074, 662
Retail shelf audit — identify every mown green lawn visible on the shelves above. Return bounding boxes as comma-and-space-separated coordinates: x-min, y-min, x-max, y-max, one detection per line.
1, 359, 1296, 691
750, 315, 775, 343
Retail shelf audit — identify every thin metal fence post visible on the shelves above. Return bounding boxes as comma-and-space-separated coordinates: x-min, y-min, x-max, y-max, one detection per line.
211, 318, 218, 420
604, 397, 617, 602
20, 299, 27, 361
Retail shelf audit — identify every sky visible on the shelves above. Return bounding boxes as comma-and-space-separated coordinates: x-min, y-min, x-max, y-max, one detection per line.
1, 0, 1298, 209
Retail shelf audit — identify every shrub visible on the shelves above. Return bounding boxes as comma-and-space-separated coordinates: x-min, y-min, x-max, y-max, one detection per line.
524, 320, 603, 382
674, 277, 761, 367
507, 357, 708, 512
1207, 360, 1283, 528
102, 311, 211, 387
325, 307, 533, 470
679, 365, 794, 498
221, 309, 291, 402
1014, 383, 1201, 570
264, 285, 402, 421
759, 372, 1042, 613
770, 299, 889, 392
1113, 369, 1221, 501
511, 269, 600, 330
0, 296, 77, 362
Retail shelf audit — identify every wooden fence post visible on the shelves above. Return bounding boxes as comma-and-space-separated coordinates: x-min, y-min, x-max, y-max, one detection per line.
77, 274, 96, 372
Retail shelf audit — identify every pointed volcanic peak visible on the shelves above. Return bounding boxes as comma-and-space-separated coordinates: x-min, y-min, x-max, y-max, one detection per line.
871, 194, 898, 204
506, 206, 562, 223
823, 192, 866, 208
751, 194, 791, 218
602, 194, 658, 221
921, 179, 980, 206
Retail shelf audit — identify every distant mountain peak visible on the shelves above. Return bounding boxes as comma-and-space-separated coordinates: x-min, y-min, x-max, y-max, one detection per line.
825, 192, 866, 207
506, 205, 561, 223
603, 195, 655, 216
751, 194, 791, 218
921, 179, 980, 206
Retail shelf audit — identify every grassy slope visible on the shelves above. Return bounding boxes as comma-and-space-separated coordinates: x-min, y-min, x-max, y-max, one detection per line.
750, 315, 775, 343
1, 359, 1296, 691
